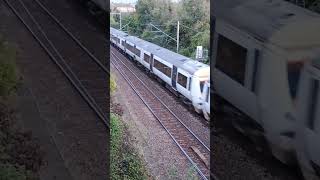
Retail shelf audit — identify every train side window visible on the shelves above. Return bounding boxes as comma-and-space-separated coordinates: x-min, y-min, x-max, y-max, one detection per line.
136, 48, 141, 56
115, 37, 120, 44
215, 35, 247, 85
200, 81, 205, 93
307, 79, 319, 130
144, 53, 150, 63
177, 73, 188, 88
133, 46, 138, 55
154, 59, 172, 77
126, 43, 134, 52
137, 49, 141, 56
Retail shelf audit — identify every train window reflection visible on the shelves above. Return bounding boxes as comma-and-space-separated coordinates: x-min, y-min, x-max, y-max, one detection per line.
215, 35, 247, 85
154, 59, 172, 77
177, 73, 188, 88
200, 81, 205, 93
144, 53, 150, 63
287, 61, 304, 99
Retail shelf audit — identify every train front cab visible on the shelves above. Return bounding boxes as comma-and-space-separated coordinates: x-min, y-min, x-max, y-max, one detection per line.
295, 57, 320, 180
201, 80, 210, 120
191, 67, 210, 113
258, 17, 320, 168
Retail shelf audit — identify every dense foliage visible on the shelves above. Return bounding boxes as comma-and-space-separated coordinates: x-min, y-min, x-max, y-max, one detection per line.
111, 0, 210, 63
111, 0, 319, 64
0, 36, 42, 180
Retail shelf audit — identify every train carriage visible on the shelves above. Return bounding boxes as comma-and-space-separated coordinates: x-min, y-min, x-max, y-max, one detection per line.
122, 36, 142, 61
110, 27, 210, 117
213, 0, 320, 179
110, 28, 127, 50
123, 36, 159, 67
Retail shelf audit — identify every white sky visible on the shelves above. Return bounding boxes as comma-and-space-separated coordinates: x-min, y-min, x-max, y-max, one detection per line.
111, 0, 180, 3
111, 0, 137, 3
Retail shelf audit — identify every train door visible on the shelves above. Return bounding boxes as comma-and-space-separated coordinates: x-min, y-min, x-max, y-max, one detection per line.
133, 45, 137, 61
296, 62, 320, 179
172, 66, 178, 89
150, 54, 154, 72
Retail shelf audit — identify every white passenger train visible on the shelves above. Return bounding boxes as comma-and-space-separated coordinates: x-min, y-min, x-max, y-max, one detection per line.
110, 27, 210, 120
213, 0, 320, 179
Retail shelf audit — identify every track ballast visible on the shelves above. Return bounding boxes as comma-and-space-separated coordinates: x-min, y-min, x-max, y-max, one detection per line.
110, 47, 215, 180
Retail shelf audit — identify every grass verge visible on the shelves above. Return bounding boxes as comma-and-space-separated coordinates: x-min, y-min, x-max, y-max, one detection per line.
0, 35, 43, 180
110, 113, 148, 180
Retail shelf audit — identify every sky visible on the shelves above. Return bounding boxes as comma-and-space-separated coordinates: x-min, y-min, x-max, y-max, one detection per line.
111, 0, 180, 3
111, 0, 137, 3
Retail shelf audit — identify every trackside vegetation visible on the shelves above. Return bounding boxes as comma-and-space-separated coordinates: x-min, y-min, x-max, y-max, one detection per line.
0, 36, 42, 180
110, 113, 148, 180
110, 75, 117, 95
110, 75, 148, 180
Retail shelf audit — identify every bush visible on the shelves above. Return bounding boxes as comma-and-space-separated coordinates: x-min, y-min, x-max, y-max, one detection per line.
0, 36, 18, 96
110, 113, 148, 180
110, 75, 117, 95
110, 113, 122, 179
0, 164, 35, 180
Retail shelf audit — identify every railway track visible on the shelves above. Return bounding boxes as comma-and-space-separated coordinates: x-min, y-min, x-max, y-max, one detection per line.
110, 45, 210, 143
4, 0, 109, 128
110, 48, 215, 180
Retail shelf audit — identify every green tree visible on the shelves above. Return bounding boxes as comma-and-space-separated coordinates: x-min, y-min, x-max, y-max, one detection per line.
110, 15, 118, 28
118, 0, 210, 63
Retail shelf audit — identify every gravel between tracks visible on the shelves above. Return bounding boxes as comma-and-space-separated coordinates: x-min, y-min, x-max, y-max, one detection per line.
0, 1, 107, 180
111, 59, 199, 180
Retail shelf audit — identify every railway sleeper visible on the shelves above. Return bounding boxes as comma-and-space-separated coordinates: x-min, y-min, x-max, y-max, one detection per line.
190, 146, 209, 168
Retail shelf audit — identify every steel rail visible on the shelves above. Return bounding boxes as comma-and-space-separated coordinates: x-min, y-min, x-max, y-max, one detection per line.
32, 0, 109, 74
4, 0, 109, 128
110, 53, 208, 180
111, 48, 210, 152
16, 0, 105, 120
111, 47, 219, 179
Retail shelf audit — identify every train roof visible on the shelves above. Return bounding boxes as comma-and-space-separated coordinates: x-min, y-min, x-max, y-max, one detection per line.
214, 0, 320, 43
110, 27, 209, 75
110, 27, 128, 38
